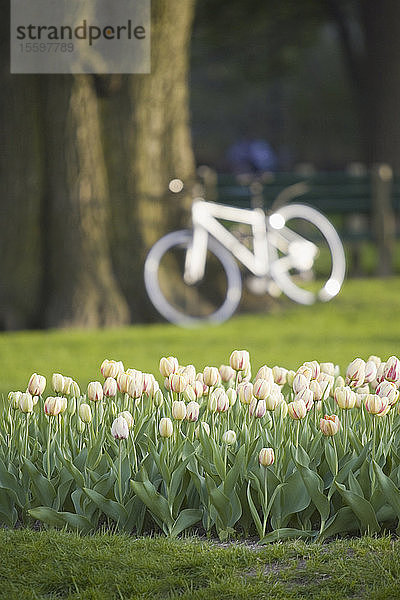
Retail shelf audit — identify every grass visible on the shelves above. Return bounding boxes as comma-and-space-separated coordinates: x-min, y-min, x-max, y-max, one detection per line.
1, 276, 400, 396
1, 529, 400, 599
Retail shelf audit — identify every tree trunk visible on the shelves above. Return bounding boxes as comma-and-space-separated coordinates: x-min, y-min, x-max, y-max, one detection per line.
42, 75, 130, 328
101, 0, 197, 321
0, 4, 43, 330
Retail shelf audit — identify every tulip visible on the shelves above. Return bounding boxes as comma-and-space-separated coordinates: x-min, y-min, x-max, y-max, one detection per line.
320, 362, 335, 377
303, 360, 320, 380
292, 373, 309, 394
334, 375, 345, 389
364, 360, 377, 384
272, 366, 287, 385
317, 373, 334, 399
320, 414, 340, 436
265, 391, 281, 411
183, 385, 196, 404
365, 394, 389, 416
287, 399, 307, 420
295, 364, 312, 382
253, 378, 271, 400
254, 399, 266, 418
275, 400, 288, 419
376, 380, 399, 406
195, 421, 210, 438
61, 377, 73, 395
159, 417, 173, 438
70, 380, 81, 398
334, 386, 356, 409
222, 430, 237, 445
127, 372, 143, 399
193, 380, 204, 399
237, 382, 253, 405
203, 366, 220, 387
237, 364, 252, 383
8, 391, 22, 409
19, 392, 33, 414
87, 381, 103, 403
259, 447, 274, 467
309, 380, 323, 402
103, 377, 117, 398
169, 372, 188, 394
27, 373, 46, 397
226, 387, 237, 407
384, 356, 400, 383
196, 372, 208, 395
229, 350, 250, 372
117, 372, 131, 394
345, 358, 366, 388
79, 403, 92, 423
58, 397, 68, 414
181, 365, 196, 385
219, 364, 235, 383
172, 400, 186, 421
255, 365, 274, 384
367, 355, 381, 368
295, 388, 314, 411
100, 359, 121, 379
215, 388, 229, 413
153, 389, 164, 408
159, 356, 179, 377
207, 392, 218, 413
142, 373, 157, 396
118, 410, 134, 429
44, 396, 64, 416
52, 373, 64, 394
186, 401, 200, 422
111, 416, 129, 440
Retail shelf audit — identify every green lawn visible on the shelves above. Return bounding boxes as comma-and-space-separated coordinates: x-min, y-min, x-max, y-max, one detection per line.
1, 530, 400, 599
1, 277, 400, 396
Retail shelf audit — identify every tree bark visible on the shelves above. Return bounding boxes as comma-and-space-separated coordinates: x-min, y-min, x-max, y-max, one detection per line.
101, 0, 197, 321
42, 74, 130, 328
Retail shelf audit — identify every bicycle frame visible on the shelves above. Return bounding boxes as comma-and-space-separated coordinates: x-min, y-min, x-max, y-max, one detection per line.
184, 199, 270, 284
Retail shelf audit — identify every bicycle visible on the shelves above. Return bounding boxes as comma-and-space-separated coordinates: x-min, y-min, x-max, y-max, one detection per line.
144, 179, 346, 326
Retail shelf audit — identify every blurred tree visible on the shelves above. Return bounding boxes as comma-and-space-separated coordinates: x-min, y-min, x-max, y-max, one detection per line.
0, 0, 196, 329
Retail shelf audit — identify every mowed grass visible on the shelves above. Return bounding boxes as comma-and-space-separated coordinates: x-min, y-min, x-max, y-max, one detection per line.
1, 530, 400, 600
1, 277, 400, 396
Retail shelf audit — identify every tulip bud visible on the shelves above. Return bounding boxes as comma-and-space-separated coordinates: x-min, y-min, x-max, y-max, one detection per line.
172, 400, 186, 421
287, 399, 307, 420
159, 417, 173, 438
142, 373, 157, 396
309, 380, 323, 402
193, 380, 204, 399
368, 355, 381, 368
295, 388, 314, 411
100, 359, 121, 379
44, 396, 64, 416
27, 373, 46, 397
169, 373, 188, 394
384, 356, 400, 383
181, 365, 196, 386
117, 372, 131, 394
320, 362, 335, 377
159, 356, 179, 378
376, 380, 399, 406
183, 385, 196, 404
295, 364, 312, 382
255, 365, 274, 384
19, 392, 34, 414
219, 364, 235, 383
196, 372, 208, 395
87, 381, 103, 403
272, 366, 287, 385
265, 390, 281, 411
76, 418, 85, 434
254, 399, 266, 418
317, 373, 334, 399
203, 366, 220, 388
62, 377, 73, 395
226, 387, 237, 407
303, 360, 320, 380
237, 382, 254, 405
58, 397, 68, 414
253, 378, 271, 400
154, 389, 164, 408
111, 416, 129, 440
345, 358, 366, 388
214, 388, 229, 413
259, 447, 274, 466
207, 392, 218, 413
103, 377, 118, 398
186, 401, 200, 422
286, 370, 296, 387
229, 350, 250, 372
118, 410, 134, 429
335, 375, 345, 389
70, 380, 81, 398
8, 391, 22, 409
79, 403, 92, 423
320, 414, 340, 436
52, 373, 65, 394
195, 421, 210, 438
292, 373, 309, 394
364, 360, 377, 384
222, 430, 237, 445
275, 400, 288, 419
365, 394, 390, 416
334, 386, 356, 409
127, 370, 144, 398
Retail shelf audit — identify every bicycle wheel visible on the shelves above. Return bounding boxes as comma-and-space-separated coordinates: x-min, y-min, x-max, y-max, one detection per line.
144, 230, 242, 326
267, 204, 346, 305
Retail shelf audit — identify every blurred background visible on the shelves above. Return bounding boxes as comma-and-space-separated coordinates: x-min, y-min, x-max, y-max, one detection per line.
1, 0, 400, 331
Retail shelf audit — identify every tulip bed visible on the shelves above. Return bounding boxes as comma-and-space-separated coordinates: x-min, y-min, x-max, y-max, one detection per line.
3, 352, 400, 543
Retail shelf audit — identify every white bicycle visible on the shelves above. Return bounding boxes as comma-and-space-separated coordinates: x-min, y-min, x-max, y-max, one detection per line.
144, 182, 346, 326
